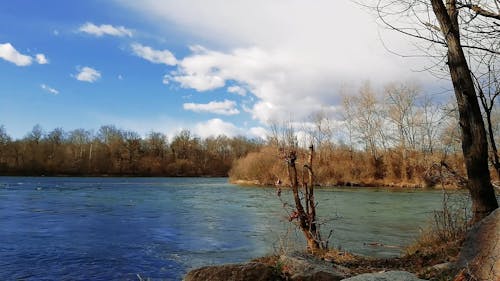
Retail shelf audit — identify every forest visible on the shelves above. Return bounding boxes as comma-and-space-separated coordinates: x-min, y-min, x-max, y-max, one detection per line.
0, 125, 261, 177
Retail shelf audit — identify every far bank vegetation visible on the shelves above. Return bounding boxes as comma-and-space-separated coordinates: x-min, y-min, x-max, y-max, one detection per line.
230, 82, 500, 188
0, 126, 261, 177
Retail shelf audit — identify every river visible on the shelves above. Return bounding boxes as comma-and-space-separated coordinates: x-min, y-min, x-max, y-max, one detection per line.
0, 177, 454, 280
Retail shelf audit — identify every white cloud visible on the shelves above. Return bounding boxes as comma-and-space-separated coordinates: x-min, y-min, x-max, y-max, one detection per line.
171, 46, 345, 123
248, 126, 268, 140
194, 118, 241, 138
0, 43, 49, 66
75, 66, 101, 83
193, 118, 267, 139
0, 43, 33, 66
79, 22, 133, 37
227, 85, 246, 96
118, 0, 440, 125
40, 84, 59, 95
35, 54, 49, 64
131, 43, 177, 65
173, 73, 225, 91
162, 74, 170, 84
183, 100, 239, 115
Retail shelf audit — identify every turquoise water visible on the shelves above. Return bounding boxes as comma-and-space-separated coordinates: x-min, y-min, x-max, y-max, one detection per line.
0, 177, 450, 280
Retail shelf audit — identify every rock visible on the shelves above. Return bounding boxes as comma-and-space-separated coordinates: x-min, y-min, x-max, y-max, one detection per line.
340, 271, 427, 281
183, 262, 281, 281
429, 262, 452, 271
279, 253, 346, 281
456, 208, 500, 281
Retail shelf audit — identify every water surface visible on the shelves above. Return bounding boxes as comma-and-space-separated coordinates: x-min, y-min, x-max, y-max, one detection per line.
0, 177, 449, 280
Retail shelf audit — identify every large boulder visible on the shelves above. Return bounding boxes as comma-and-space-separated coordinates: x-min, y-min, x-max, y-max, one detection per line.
340, 271, 427, 281
279, 253, 346, 281
183, 262, 281, 281
456, 208, 499, 281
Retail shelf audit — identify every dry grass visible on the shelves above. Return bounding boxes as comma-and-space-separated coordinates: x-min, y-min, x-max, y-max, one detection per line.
229, 144, 472, 189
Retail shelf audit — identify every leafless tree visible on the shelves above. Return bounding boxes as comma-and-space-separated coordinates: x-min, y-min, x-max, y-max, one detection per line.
385, 82, 422, 180
343, 82, 389, 179
474, 55, 500, 178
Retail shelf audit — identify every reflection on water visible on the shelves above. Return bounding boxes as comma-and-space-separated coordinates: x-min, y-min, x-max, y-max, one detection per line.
0, 177, 451, 280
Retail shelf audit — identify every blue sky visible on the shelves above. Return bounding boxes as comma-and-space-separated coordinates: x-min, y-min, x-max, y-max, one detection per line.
0, 0, 441, 139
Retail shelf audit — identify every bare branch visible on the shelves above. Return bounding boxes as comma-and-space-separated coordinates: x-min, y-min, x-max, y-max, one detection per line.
459, 3, 500, 20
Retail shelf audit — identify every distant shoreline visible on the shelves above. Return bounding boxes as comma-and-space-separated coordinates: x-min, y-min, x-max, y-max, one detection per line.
230, 179, 463, 190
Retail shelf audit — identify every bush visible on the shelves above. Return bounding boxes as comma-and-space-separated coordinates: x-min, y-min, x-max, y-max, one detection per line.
229, 146, 285, 185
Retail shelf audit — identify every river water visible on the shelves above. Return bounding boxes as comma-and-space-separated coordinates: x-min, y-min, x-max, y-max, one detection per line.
0, 177, 451, 280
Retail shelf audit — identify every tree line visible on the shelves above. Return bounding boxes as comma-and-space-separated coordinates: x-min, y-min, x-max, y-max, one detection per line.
229, 81, 500, 188
0, 125, 262, 177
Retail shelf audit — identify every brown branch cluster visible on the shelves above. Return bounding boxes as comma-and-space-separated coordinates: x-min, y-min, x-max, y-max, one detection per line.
279, 144, 329, 252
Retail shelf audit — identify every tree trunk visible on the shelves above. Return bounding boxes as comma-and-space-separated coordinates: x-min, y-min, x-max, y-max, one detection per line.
306, 145, 319, 247
287, 150, 320, 252
485, 107, 500, 179
431, 0, 498, 222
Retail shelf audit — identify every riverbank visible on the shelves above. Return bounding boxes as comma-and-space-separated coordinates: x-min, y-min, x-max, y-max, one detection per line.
230, 178, 462, 190
184, 248, 458, 281
184, 208, 500, 280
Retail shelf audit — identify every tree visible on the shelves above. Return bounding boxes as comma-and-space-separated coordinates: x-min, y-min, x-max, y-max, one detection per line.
284, 145, 325, 252
475, 56, 500, 178
270, 122, 328, 252
343, 83, 389, 179
419, 95, 447, 155
375, 0, 499, 221
45, 128, 66, 173
0, 125, 11, 169
385, 82, 421, 181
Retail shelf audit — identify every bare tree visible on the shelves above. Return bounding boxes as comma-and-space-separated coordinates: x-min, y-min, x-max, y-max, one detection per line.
374, 0, 499, 221
0, 125, 11, 168
385, 82, 422, 181
270, 121, 328, 252
419, 94, 448, 155
474, 55, 500, 178
283, 144, 326, 252
342, 83, 389, 179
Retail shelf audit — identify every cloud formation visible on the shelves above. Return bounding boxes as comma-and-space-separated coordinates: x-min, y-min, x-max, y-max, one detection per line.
40, 84, 59, 95
183, 100, 239, 115
79, 22, 133, 37
131, 43, 177, 65
194, 118, 240, 138
171, 46, 343, 123
0, 43, 48, 66
75, 66, 101, 82
119, 0, 436, 125
227, 85, 246, 96
35, 54, 49, 64
193, 118, 266, 139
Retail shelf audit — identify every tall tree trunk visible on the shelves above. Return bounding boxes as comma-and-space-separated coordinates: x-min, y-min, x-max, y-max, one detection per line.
431, 0, 498, 222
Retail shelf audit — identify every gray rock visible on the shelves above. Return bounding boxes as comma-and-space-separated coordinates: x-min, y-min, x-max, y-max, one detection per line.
279, 253, 346, 281
183, 262, 281, 281
340, 271, 427, 281
456, 208, 499, 281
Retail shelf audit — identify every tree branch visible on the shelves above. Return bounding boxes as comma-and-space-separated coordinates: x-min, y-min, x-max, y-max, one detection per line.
459, 3, 500, 20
